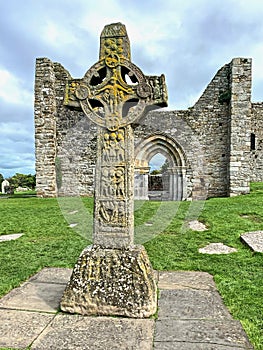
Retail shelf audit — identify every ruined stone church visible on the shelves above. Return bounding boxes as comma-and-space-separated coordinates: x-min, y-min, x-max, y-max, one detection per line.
34, 23, 263, 200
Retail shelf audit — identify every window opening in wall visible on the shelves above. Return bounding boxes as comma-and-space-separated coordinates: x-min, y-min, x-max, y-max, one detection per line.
251, 133, 256, 151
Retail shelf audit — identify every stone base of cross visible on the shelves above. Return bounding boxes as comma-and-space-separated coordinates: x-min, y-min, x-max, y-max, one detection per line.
60, 23, 167, 318
61, 245, 156, 317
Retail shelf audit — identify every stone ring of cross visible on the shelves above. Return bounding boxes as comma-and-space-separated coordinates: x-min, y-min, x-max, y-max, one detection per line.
75, 57, 153, 131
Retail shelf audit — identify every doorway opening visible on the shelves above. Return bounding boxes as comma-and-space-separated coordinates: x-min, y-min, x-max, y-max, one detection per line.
148, 153, 169, 200
134, 134, 188, 201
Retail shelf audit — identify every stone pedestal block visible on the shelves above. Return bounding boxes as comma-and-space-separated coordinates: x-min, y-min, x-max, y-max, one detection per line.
60, 245, 157, 318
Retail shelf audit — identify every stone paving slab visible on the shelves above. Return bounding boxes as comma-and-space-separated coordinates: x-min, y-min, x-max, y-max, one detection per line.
30, 314, 154, 350
158, 289, 232, 320
241, 231, 263, 252
0, 269, 254, 349
158, 271, 216, 290
0, 281, 66, 313
28, 267, 72, 284
154, 341, 250, 349
0, 309, 54, 348
154, 319, 253, 349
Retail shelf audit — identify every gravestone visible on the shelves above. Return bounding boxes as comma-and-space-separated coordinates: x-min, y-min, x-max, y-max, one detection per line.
60, 23, 167, 318
1, 179, 10, 194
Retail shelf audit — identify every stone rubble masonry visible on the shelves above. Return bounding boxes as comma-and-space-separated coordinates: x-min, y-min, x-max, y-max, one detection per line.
34, 57, 263, 198
229, 58, 252, 196
251, 102, 263, 182
34, 58, 58, 197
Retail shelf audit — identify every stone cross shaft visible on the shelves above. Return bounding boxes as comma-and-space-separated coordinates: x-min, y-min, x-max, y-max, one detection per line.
65, 22, 167, 248
61, 23, 167, 318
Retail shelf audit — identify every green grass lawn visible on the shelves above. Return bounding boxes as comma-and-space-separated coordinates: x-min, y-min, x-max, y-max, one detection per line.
0, 184, 262, 349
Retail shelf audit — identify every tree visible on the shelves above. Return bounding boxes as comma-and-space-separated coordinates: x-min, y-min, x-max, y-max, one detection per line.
160, 159, 169, 173
0, 173, 4, 186
7, 173, 36, 190
150, 169, 161, 175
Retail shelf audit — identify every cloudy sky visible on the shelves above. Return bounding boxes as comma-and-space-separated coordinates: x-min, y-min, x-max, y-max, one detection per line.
0, 0, 263, 178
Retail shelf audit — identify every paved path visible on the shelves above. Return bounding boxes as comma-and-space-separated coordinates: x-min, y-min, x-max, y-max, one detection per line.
0, 268, 253, 349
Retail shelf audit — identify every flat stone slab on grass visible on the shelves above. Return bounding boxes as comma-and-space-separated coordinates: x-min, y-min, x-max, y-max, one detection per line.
241, 231, 263, 252
188, 220, 207, 231
199, 243, 238, 254
154, 319, 253, 349
31, 315, 154, 350
0, 309, 54, 348
0, 233, 23, 242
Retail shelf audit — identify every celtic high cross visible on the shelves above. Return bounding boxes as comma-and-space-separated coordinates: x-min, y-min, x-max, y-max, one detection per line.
61, 23, 168, 318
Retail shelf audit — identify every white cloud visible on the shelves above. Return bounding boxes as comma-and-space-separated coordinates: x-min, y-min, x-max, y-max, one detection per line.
78, 0, 125, 37
0, 69, 33, 106
42, 21, 79, 47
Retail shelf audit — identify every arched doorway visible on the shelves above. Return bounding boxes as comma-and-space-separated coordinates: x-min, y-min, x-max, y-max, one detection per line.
134, 134, 188, 200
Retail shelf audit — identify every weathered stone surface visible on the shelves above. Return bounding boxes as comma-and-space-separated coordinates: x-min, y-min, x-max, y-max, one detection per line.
60, 245, 157, 318
0, 281, 66, 313
158, 271, 216, 290
31, 315, 154, 350
154, 319, 253, 349
0, 309, 53, 348
241, 231, 263, 252
158, 289, 232, 320
199, 243, 238, 254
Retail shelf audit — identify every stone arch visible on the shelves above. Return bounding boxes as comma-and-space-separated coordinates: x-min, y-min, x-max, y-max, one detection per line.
134, 134, 189, 200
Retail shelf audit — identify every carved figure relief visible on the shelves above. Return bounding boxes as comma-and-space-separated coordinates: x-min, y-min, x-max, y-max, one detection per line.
98, 200, 126, 226
113, 167, 124, 196
100, 166, 125, 198
102, 129, 125, 163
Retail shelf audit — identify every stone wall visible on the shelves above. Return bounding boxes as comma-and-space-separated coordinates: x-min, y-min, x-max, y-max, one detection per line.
184, 62, 231, 197
53, 63, 97, 196
34, 58, 57, 197
34, 57, 263, 199
228, 58, 252, 196
251, 103, 263, 181
134, 60, 231, 199
35, 59, 97, 197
